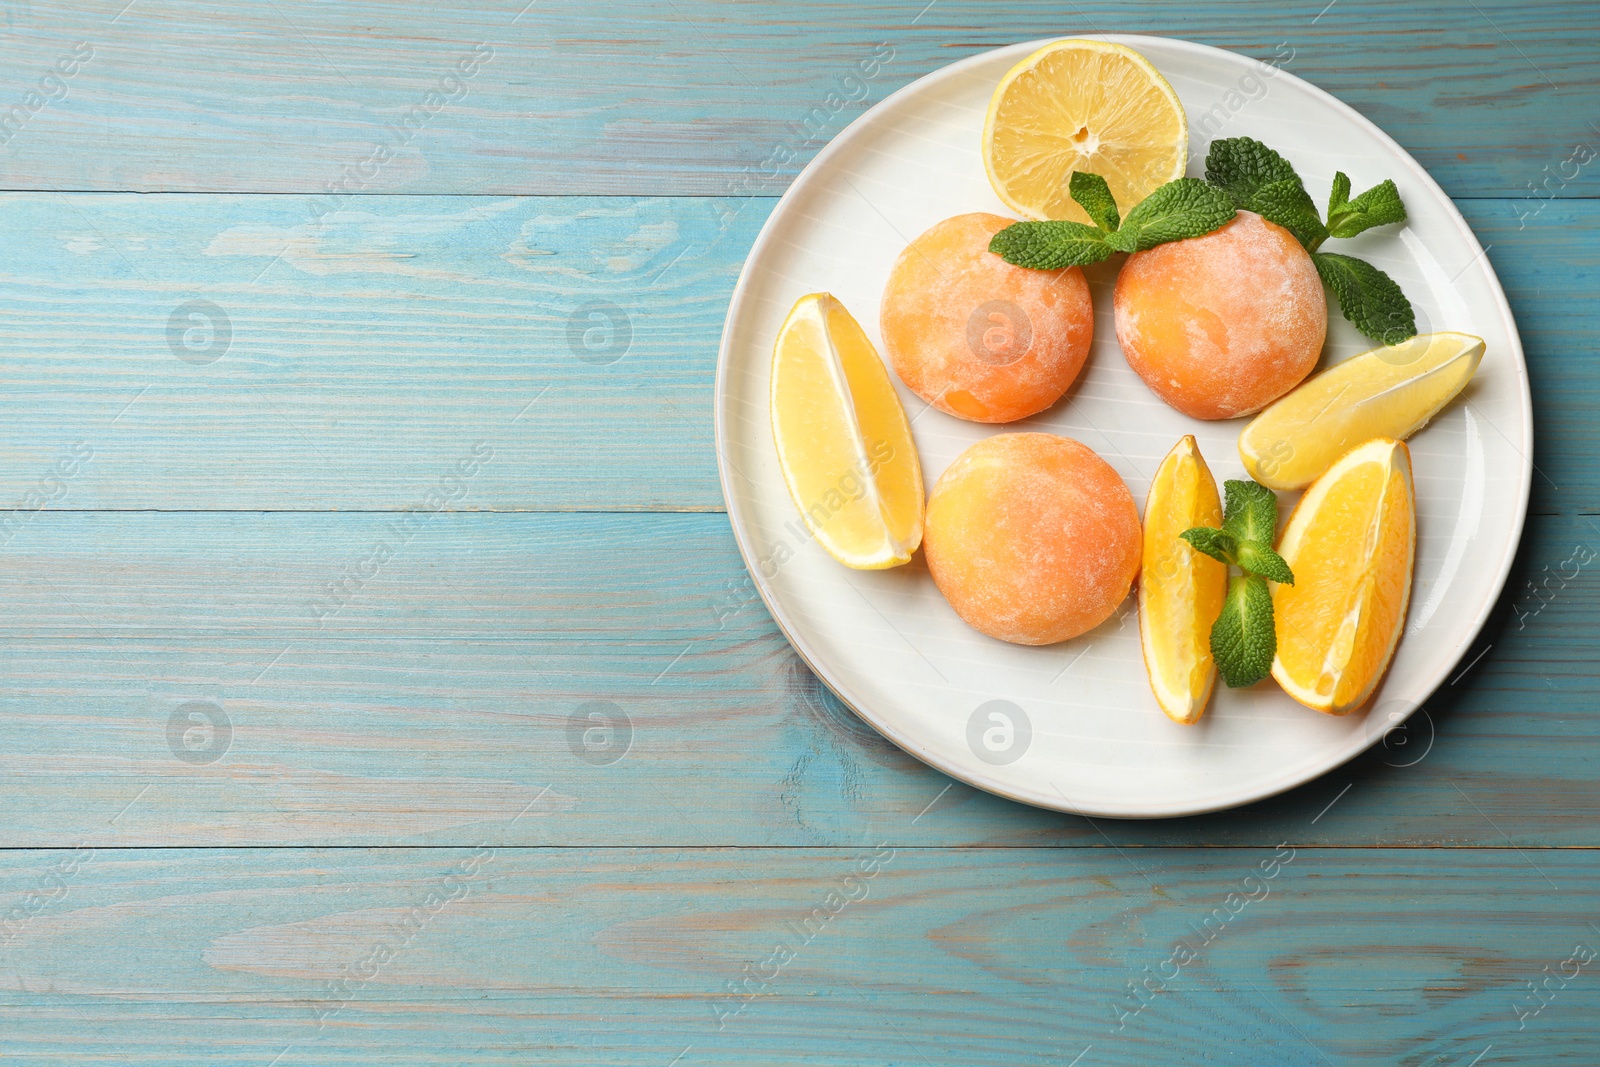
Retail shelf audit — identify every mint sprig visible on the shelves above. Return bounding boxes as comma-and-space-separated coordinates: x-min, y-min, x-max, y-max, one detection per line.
1179, 478, 1294, 689
1204, 137, 1415, 345
1327, 174, 1406, 239
988, 174, 1236, 270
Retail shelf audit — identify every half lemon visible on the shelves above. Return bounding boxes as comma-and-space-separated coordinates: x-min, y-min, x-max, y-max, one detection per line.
983, 39, 1188, 223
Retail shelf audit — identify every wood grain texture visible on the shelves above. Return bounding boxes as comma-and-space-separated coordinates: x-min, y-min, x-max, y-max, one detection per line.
0, 195, 1591, 511
0, 1, 1594, 199
0, 192, 765, 511
0, 847, 1595, 1064
0, 508, 1590, 848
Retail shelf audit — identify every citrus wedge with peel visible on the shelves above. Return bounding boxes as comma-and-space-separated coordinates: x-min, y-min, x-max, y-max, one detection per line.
983, 39, 1188, 224
1140, 435, 1228, 724
1272, 438, 1416, 715
1240, 332, 1485, 490
771, 293, 924, 569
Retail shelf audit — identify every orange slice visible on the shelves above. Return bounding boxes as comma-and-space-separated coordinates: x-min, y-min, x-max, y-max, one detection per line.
1272, 438, 1416, 714
1139, 436, 1227, 724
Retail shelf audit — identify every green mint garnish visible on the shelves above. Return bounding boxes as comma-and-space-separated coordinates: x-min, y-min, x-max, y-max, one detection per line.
1311, 251, 1418, 346
1212, 575, 1277, 689
1204, 136, 1416, 346
1179, 478, 1294, 689
1247, 178, 1327, 250
1069, 171, 1121, 232
1327, 171, 1351, 216
1179, 525, 1238, 566
1220, 479, 1279, 546
987, 219, 1112, 269
1326, 173, 1407, 239
1234, 540, 1295, 586
1203, 136, 1300, 209
988, 174, 1236, 269
1109, 178, 1237, 253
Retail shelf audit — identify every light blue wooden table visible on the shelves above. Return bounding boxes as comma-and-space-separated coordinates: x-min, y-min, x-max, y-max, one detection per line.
0, 1, 1595, 1062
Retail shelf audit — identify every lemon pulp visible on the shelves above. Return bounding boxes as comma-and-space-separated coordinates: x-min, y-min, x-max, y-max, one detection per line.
984, 39, 1187, 223
770, 293, 924, 569
1241, 332, 1484, 490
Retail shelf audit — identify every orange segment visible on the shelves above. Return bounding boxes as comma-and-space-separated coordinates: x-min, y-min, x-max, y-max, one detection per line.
1139, 436, 1227, 724
770, 293, 924, 569
983, 40, 1187, 223
1271, 438, 1416, 715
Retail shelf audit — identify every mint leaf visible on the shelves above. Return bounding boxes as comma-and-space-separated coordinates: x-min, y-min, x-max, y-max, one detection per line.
1312, 251, 1417, 345
1069, 171, 1120, 232
1212, 575, 1277, 688
989, 221, 1115, 270
1187, 476, 1290, 685
1221, 480, 1279, 546
1180, 526, 1238, 566
1326, 178, 1407, 239
1102, 229, 1136, 254
1248, 178, 1328, 250
1235, 540, 1295, 585
1327, 171, 1352, 216
996, 174, 1234, 269
1112, 178, 1236, 252
1204, 137, 1301, 209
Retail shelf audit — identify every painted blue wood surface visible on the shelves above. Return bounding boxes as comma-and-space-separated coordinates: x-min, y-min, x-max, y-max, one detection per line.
0, 509, 1590, 848
0, 0, 1596, 1061
0, 192, 759, 509
0, 848, 1596, 1064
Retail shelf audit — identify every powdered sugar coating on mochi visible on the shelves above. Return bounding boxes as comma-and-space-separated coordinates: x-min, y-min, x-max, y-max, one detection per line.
923, 433, 1142, 646
1113, 210, 1326, 420
881, 212, 1094, 424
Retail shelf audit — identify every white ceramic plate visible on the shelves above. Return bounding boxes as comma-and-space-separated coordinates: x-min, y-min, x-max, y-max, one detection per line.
714, 35, 1531, 818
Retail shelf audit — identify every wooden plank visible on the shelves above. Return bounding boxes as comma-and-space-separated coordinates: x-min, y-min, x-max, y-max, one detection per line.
0, 2, 1592, 199
0, 508, 1591, 848
0, 195, 1592, 511
0, 192, 766, 511
0, 846, 1594, 1063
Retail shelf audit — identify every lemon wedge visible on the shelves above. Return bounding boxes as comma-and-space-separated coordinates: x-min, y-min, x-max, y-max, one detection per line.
1240, 332, 1484, 490
1272, 438, 1416, 715
983, 39, 1187, 223
1139, 436, 1228, 724
770, 293, 924, 569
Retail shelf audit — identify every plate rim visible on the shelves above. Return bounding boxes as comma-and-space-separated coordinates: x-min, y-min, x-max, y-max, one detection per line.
713, 32, 1534, 819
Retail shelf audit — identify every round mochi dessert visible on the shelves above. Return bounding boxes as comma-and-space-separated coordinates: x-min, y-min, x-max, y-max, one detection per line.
880, 212, 1093, 424
1113, 209, 1326, 420
923, 433, 1141, 645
